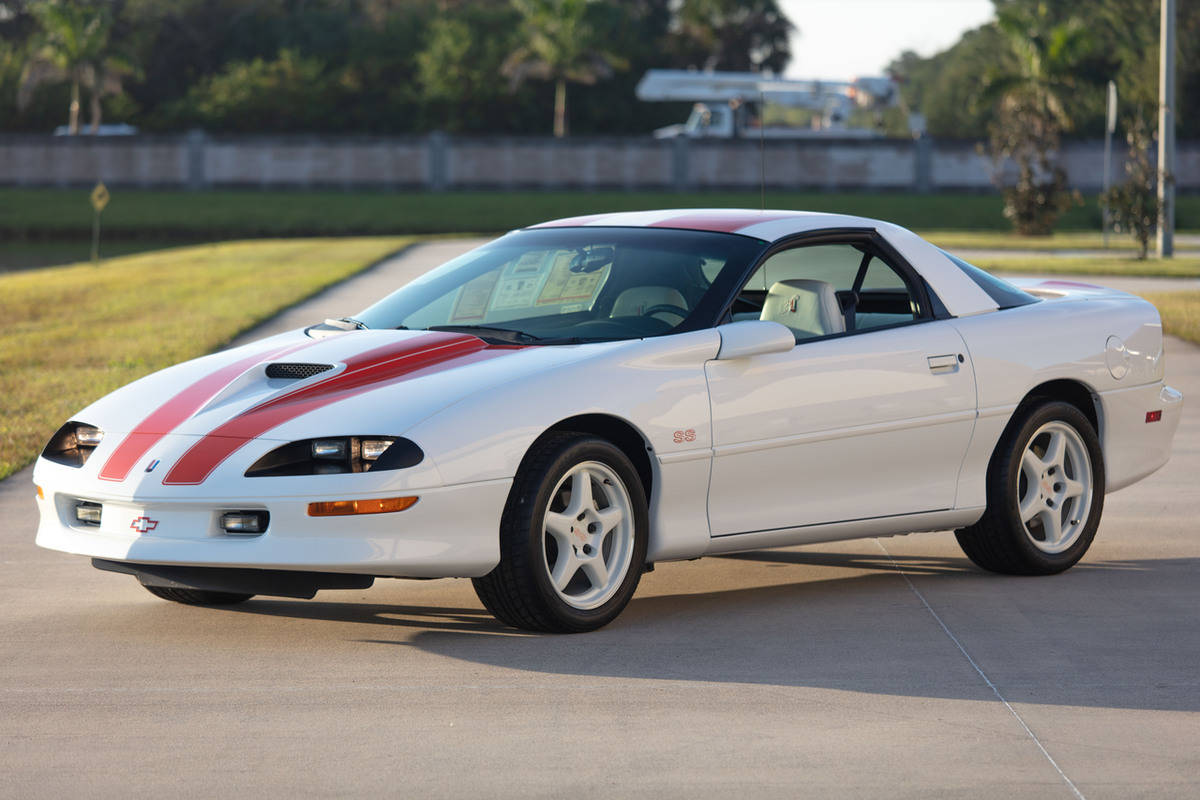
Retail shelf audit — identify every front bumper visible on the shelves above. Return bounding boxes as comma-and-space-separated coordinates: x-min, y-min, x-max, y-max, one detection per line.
34, 474, 512, 579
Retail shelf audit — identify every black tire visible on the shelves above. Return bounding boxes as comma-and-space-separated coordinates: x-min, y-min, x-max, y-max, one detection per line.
143, 585, 254, 605
473, 432, 648, 633
955, 400, 1105, 575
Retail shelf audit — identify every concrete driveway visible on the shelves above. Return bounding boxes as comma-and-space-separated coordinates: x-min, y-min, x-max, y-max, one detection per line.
3, 241, 1197, 799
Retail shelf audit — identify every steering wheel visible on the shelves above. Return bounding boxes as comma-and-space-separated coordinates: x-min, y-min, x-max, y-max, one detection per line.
642, 304, 689, 319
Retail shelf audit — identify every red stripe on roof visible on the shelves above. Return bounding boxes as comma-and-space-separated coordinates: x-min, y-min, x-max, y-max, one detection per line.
98, 341, 314, 482
529, 214, 608, 228
161, 333, 505, 486
646, 211, 797, 234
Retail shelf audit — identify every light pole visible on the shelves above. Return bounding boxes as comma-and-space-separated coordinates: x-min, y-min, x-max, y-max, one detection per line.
1157, 0, 1175, 258
1103, 81, 1116, 249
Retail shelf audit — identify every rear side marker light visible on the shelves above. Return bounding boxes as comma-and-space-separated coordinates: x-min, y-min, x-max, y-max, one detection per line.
1146, 410, 1163, 423
308, 497, 418, 517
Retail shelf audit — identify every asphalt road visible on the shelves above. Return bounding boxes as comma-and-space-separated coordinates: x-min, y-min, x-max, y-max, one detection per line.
3, 241, 1198, 799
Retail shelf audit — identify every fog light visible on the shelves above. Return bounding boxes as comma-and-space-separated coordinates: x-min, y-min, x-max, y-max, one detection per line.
75, 501, 102, 526
312, 439, 349, 459
308, 497, 418, 517
219, 510, 269, 534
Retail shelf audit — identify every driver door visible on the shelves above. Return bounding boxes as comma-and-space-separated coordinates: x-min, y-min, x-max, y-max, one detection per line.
704, 239, 978, 537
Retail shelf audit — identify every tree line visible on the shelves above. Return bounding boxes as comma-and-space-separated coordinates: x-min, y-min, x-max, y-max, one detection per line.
1, 0, 1193, 142
1, 0, 1192, 239
0, 0, 793, 136
891, 0, 1198, 141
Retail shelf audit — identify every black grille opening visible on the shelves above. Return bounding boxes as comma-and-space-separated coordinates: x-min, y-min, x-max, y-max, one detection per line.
265, 363, 334, 380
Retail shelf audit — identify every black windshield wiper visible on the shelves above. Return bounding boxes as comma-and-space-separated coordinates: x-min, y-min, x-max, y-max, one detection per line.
426, 324, 541, 345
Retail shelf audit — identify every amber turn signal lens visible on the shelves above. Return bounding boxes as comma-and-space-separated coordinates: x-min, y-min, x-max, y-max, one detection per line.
307, 497, 418, 517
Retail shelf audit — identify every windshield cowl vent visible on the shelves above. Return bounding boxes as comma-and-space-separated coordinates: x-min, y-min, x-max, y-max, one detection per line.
266, 363, 334, 380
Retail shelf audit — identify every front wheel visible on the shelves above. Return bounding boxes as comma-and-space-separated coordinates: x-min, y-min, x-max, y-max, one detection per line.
473, 433, 648, 633
955, 400, 1105, 575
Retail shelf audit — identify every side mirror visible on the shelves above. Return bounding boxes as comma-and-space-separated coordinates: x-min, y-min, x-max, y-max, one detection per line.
715, 320, 795, 360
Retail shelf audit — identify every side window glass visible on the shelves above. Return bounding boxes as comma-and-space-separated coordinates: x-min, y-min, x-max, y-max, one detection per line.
736, 243, 921, 340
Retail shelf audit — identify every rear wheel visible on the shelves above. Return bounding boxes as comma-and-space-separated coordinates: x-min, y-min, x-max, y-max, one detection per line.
143, 586, 254, 605
956, 400, 1104, 575
473, 432, 648, 633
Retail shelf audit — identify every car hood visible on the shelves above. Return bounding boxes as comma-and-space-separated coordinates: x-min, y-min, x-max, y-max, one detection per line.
71, 328, 617, 487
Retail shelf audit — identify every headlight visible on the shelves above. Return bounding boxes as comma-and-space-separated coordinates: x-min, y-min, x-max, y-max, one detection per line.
41, 421, 105, 468
245, 436, 424, 477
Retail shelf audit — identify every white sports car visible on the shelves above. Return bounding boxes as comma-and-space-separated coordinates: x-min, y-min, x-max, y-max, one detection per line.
34, 209, 1183, 632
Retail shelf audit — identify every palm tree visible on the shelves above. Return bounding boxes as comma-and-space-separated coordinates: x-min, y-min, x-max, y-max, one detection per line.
986, 3, 1091, 132
18, 0, 135, 134
982, 4, 1093, 235
675, 0, 793, 74
502, 0, 625, 138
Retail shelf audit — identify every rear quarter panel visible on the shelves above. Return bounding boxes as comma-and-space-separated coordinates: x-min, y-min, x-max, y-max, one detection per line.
949, 291, 1170, 505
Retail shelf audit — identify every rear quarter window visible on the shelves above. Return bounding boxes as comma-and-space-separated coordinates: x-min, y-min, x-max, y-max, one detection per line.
941, 250, 1040, 309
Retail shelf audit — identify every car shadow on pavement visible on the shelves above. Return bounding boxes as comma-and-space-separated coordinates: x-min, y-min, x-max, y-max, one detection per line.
202, 550, 1200, 713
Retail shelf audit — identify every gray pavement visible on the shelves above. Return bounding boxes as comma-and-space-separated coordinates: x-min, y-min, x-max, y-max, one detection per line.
3, 240, 1199, 799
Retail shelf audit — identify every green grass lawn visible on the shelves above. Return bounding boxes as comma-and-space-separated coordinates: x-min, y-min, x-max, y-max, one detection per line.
3, 187, 1197, 240
955, 254, 1200, 277
0, 237, 410, 481
1142, 292, 1200, 344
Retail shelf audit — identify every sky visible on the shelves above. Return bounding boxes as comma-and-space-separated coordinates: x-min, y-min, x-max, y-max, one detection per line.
777, 0, 997, 80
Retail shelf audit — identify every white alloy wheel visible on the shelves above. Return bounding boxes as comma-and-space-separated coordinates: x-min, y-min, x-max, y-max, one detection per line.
1016, 420, 1095, 554
541, 460, 637, 610
472, 432, 648, 633
954, 400, 1105, 575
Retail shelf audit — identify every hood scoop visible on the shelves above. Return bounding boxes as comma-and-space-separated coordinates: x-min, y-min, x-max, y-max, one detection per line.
265, 362, 335, 380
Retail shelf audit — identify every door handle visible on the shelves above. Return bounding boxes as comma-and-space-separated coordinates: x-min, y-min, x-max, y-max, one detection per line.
927, 354, 961, 374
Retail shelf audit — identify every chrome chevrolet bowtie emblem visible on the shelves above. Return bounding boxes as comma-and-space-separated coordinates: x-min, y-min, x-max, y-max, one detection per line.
130, 516, 159, 533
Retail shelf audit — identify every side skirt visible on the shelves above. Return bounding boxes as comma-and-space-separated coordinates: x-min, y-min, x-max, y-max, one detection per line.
702, 508, 985, 556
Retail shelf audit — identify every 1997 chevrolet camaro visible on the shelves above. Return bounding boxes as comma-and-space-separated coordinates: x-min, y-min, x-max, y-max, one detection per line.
34, 209, 1183, 632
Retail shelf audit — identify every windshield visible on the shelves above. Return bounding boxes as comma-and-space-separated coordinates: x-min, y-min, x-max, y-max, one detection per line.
354, 227, 765, 343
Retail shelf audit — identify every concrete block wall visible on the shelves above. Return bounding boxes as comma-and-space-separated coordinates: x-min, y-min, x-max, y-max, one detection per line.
0, 132, 1193, 193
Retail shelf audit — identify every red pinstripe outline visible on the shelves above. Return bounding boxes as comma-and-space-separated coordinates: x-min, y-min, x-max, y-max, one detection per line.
161, 333, 506, 486
98, 340, 315, 482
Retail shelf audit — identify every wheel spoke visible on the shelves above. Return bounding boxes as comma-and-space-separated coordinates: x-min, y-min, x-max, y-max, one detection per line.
544, 509, 575, 546
594, 504, 624, 535
1037, 507, 1067, 547
580, 557, 610, 592
1061, 476, 1086, 502
549, 546, 582, 592
1042, 430, 1067, 471
1021, 448, 1046, 484
1019, 491, 1044, 524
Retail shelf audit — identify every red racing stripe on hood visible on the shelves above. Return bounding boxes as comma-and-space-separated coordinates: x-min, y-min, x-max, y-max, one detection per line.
98, 340, 316, 482
161, 332, 506, 486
